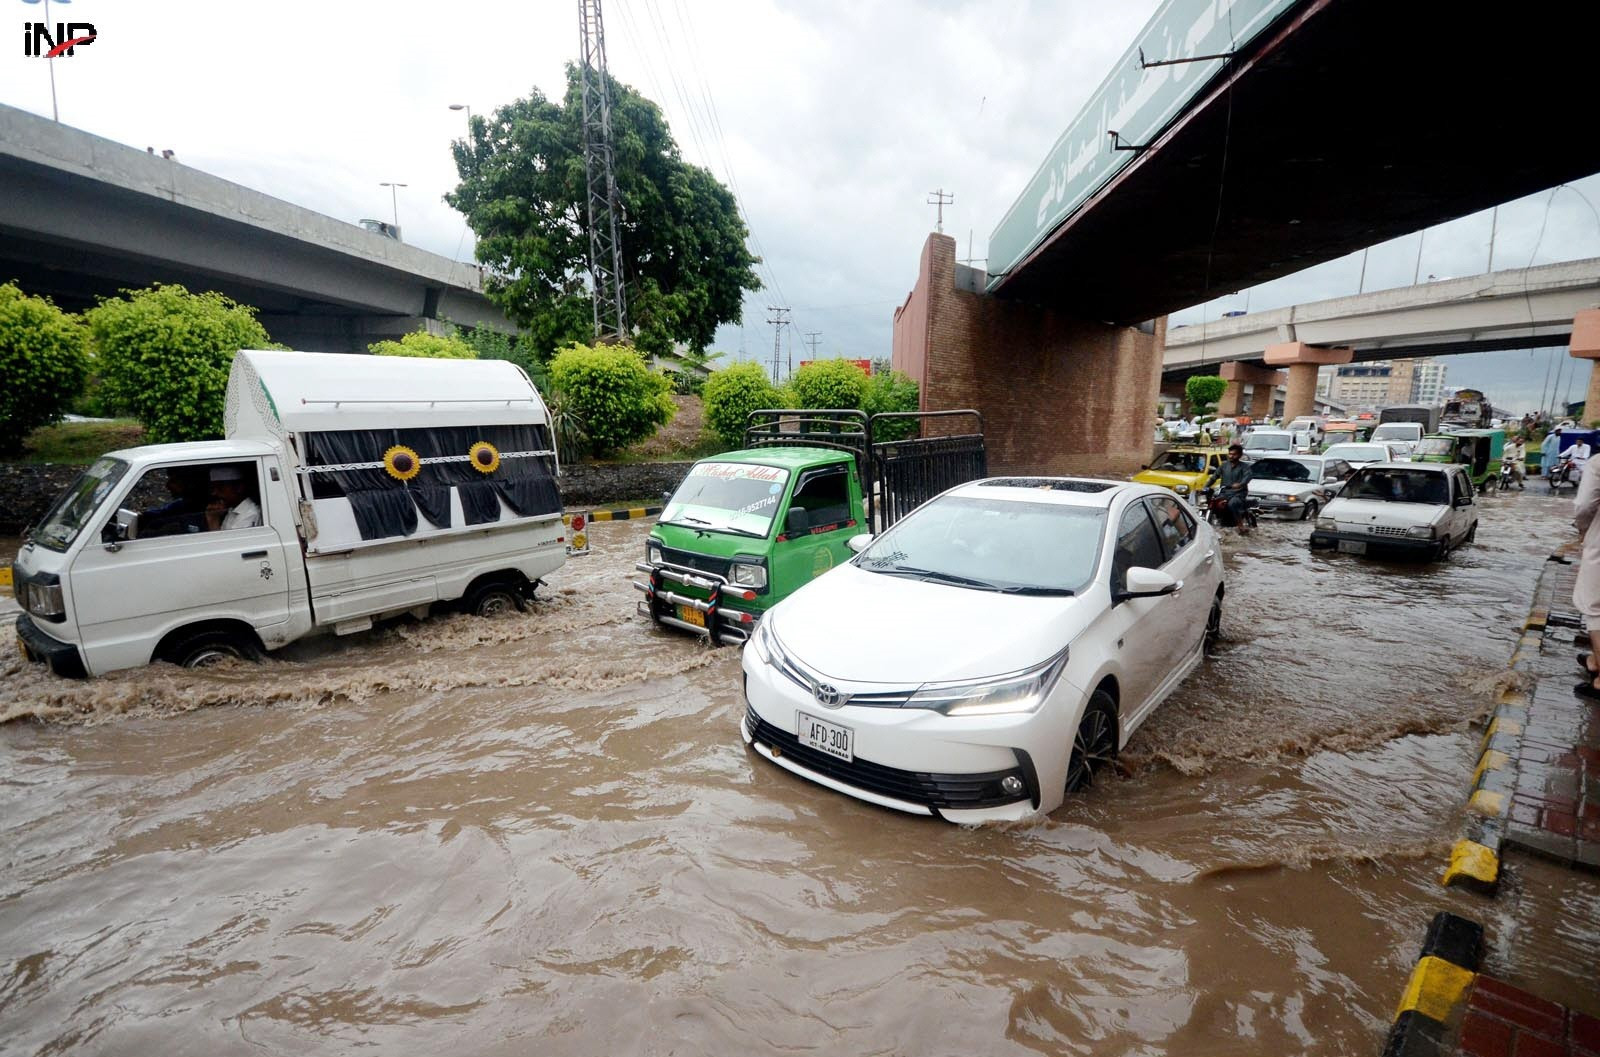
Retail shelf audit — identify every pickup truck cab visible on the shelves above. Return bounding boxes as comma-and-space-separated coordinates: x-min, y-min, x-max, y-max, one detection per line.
13, 350, 568, 677
636, 409, 984, 643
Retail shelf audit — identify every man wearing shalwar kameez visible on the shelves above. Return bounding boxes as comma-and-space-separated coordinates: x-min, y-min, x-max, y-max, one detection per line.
1573, 454, 1600, 698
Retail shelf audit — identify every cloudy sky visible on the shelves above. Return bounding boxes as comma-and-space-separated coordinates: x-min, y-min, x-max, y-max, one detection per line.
5, 0, 1598, 412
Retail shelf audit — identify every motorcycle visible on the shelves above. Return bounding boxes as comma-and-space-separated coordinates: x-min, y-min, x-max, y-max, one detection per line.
1549, 456, 1577, 494
1496, 459, 1516, 492
1199, 486, 1259, 531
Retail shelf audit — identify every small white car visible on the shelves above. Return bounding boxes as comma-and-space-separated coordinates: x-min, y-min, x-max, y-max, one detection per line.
1322, 441, 1408, 467
1370, 422, 1425, 459
1242, 428, 1295, 457
740, 478, 1224, 823
1247, 455, 1353, 520
1310, 462, 1478, 560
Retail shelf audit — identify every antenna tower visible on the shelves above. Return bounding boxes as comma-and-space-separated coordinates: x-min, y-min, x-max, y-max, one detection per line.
578, 0, 628, 342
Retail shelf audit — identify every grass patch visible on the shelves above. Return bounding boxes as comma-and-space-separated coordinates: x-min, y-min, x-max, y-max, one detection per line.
16, 419, 146, 464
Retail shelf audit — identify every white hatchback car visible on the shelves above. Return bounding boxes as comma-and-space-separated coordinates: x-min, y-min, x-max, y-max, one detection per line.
740, 478, 1224, 823
1310, 461, 1478, 560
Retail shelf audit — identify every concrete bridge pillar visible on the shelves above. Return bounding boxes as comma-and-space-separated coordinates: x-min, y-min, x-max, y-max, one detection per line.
1264, 341, 1354, 422
1217, 361, 1286, 418
1571, 309, 1600, 425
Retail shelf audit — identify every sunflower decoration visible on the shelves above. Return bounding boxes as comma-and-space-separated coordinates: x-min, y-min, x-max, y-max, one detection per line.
383, 445, 422, 482
468, 440, 501, 474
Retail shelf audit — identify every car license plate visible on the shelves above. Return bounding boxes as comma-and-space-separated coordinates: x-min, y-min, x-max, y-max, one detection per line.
1337, 540, 1366, 555
676, 604, 707, 628
798, 710, 853, 763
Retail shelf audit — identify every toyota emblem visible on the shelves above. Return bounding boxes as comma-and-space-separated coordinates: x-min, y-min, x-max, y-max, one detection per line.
813, 683, 842, 708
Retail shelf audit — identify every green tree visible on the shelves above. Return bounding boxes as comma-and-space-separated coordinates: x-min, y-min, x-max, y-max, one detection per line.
548, 344, 675, 456
0, 283, 90, 454
368, 331, 478, 359
86, 284, 280, 444
447, 65, 761, 362
863, 368, 921, 441
787, 358, 869, 412
702, 362, 785, 448
1185, 375, 1227, 417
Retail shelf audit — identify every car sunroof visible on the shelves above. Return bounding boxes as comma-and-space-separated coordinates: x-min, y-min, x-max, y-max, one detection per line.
978, 478, 1117, 493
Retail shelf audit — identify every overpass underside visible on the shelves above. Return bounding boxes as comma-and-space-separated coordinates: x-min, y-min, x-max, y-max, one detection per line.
994, 0, 1600, 323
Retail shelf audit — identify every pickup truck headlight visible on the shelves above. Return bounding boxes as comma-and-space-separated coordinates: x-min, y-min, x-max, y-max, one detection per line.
645, 540, 662, 565
730, 559, 768, 589
26, 581, 65, 622
1315, 517, 1336, 531
1406, 525, 1436, 538
907, 647, 1069, 717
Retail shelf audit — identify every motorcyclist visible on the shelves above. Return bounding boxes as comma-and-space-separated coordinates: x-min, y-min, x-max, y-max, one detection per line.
1503, 435, 1526, 490
1205, 443, 1254, 535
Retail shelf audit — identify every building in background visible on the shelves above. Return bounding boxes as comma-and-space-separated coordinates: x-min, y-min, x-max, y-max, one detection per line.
1328, 361, 1413, 412
1411, 358, 1448, 406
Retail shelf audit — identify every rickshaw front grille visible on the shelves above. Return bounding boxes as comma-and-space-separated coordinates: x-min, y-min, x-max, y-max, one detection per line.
659, 546, 732, 580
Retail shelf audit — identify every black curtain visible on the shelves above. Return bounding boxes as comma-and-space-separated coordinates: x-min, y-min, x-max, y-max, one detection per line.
301, 424, 560, 541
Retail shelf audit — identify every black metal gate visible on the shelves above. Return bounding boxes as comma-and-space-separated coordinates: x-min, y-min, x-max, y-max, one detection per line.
867, 411, 986, 533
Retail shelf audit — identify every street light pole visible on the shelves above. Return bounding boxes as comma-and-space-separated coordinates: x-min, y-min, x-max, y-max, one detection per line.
378, 181, 407, 230
448, 103, 472, 124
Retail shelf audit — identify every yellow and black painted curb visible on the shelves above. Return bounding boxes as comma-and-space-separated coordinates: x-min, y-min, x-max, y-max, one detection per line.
1440, 573, 1553, 893
1381, 911, 1483, 1057
0, 566, 11, 587
588, 506, 663, 522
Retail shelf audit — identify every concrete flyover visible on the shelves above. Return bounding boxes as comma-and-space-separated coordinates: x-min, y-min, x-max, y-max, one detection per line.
0, 104, 511, 353
1161, 258, 1600, 420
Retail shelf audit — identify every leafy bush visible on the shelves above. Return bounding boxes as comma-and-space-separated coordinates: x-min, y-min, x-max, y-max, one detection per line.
449, 323, 540, 376
0, 283, 91, 454
1185, 375, 1226, 416
667, 369, 706, 396
786, 358, 869, 412
547, 343, 675, 456
87, 285, 280, 444
863, 369, 920, 441
702, 362, 785, 449
368, 331, 478, 358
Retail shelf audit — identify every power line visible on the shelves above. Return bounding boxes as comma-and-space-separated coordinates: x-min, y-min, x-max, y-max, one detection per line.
767, 306, 790, 383
926, 188, 954, 233
803, 331, 821, 362
577, 0, 628, 341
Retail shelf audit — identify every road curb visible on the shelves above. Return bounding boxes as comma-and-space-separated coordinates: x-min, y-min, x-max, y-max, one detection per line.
1381, 911, 1484, 1057
589, 506, 663, 522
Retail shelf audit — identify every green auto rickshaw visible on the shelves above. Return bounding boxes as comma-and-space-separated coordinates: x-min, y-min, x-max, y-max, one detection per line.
1413, 428, 1505, 489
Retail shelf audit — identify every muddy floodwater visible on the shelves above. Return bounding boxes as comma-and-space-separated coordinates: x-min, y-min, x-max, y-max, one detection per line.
2, 493, 1596, 1054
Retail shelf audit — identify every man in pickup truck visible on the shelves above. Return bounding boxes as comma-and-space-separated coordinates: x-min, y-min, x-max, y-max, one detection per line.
205, 465, 262, 531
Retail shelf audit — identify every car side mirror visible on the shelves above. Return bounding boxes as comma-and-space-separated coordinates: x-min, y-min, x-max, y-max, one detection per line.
1117, 566, 1180, 602
102, 508, 138, 550
660, 490, 674, 506
846, 533, 872, 554
785, 508, 810, 534
1455, 495, 1473, 507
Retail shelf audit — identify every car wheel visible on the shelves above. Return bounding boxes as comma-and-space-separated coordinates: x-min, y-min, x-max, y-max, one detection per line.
467, 581, 523, 617
1466, 521, 1478, 544
1300, 499, 1318, 522
1204, 593, 1223, 654
1064, 690, 1118, 795
164, 628, 260, 669
1437, 537, 1452, 561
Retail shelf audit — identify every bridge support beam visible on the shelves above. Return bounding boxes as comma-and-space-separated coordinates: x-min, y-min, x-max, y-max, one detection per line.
1264, 342, 1354, 422
1571, 309, 1600, 425
1216, 361, 1286, 418
891, 233, 1164, 476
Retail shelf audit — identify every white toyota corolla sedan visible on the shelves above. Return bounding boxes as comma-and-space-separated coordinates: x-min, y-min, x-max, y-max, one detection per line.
740, 477, 1224, 823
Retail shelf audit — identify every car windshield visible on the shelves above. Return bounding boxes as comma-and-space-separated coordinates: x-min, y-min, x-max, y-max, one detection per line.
31, 457, 130, 553
1371, 424, 1420, 442
1415, 437, 1454, 457
1345, 468, 1450, 504
1150, 451, 1208, 473
1325, 444, 1387, 462
1251, 457, 1317, 482
661, 461, 791, 538
856, 495, 1105, 595
1243, 434, 1292, 451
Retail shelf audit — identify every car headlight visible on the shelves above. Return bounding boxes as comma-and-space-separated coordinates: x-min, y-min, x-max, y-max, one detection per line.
730, 559, 768, 589
1406, 525, 1436, 538
751, 617, 774, 662
1174, 484, 1189, 494
907, 647, 1069, 717
26, 581, 65, 621
645, 540, 662, 565
1315, 517, 1336, 531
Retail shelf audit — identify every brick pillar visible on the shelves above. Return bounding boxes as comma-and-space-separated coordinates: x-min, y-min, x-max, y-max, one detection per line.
1572, 310, 1600, 426
1264, 341, 1355, 421
1217, 361, 1286, 418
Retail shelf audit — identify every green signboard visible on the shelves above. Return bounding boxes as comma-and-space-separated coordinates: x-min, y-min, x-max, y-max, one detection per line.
986, 0, 1300, 290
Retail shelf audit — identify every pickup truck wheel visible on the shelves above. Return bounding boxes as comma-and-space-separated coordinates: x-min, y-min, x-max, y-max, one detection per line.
165, 629, 260, 669
467, 582, 523, 617
1064, 690, 1117, 795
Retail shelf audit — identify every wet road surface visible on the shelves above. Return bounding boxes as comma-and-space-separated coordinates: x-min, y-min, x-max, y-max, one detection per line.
2, 492, 1596, 1054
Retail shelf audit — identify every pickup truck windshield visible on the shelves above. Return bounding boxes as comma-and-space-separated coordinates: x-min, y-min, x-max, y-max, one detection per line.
32, 457, 129, 553
662, 461, 791, 537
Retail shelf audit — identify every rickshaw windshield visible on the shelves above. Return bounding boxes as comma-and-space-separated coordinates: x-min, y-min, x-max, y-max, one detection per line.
1415, 437, 1454, 458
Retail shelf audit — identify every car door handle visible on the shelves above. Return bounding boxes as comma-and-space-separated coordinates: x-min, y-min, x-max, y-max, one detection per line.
241, 550, 268, 559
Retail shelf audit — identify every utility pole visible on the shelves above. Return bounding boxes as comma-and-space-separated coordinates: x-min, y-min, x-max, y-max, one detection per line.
803, 331, 821, 363
927, 188, 954, 233
767, 306, 790, 383
578, 0, 628, 342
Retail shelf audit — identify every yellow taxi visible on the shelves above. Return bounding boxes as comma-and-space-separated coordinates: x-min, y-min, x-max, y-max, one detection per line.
1131, 446, 1228, 503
